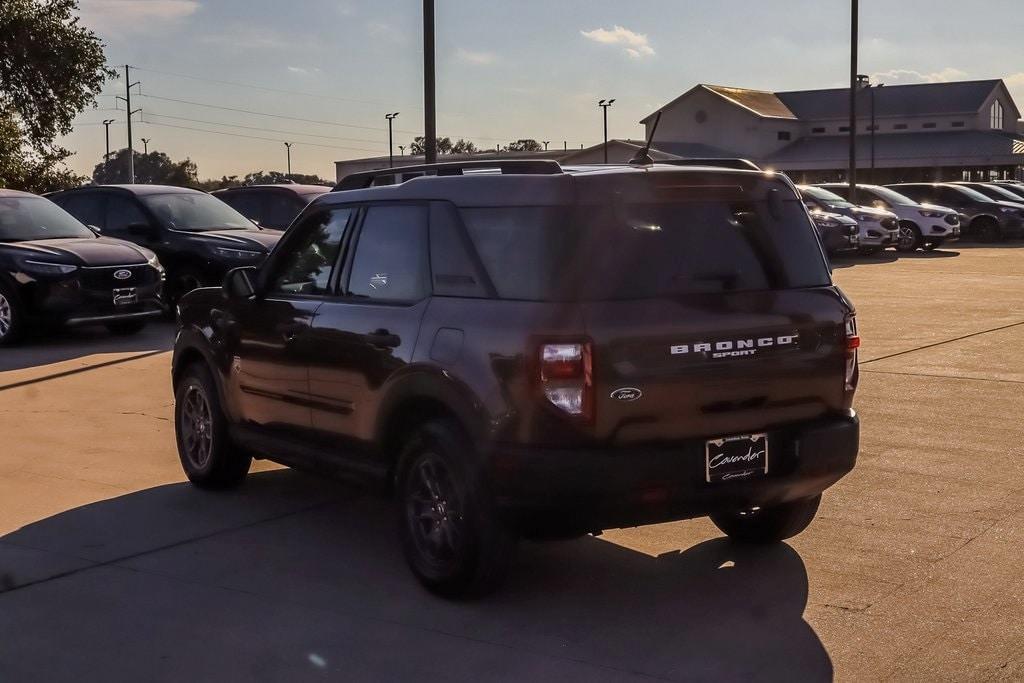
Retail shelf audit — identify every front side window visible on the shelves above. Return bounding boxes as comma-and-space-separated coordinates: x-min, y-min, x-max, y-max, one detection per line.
104, 196, 149, 234
268, 208, 352, 295
54, 193, 104, 228
347, 204, 429, 301
0, 197, 96, 242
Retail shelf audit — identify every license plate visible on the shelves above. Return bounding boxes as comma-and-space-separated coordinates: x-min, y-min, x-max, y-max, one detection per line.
705, 433, 768, 483
112, 287, 138, 306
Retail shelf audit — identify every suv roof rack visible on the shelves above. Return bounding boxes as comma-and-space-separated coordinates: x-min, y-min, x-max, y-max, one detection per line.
335, 159, 564, 191
661, 158, 763, 171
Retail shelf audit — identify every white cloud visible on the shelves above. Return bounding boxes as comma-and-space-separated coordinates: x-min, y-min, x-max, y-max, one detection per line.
286, 66, 321, 75
367, 21, 405, 44
581, 25, 655, 59
869, 67, 968, 84
200, 26, 287, 50
77, 0, 199, 34
456, 48, 496, 65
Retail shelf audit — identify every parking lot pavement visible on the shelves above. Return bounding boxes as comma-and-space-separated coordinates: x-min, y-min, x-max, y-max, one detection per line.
1, 246, 1023, 681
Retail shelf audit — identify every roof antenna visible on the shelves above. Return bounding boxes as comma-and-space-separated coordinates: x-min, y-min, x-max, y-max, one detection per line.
629, 110, 662, 165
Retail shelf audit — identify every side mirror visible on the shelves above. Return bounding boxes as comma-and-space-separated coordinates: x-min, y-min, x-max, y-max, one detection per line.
126, 222, 159, 240
223, 266, 257, 301
87, 224, 102, 235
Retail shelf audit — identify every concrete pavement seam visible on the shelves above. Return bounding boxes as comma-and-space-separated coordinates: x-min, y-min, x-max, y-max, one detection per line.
861, 369, 1024, 385
860, 319, 1024, 366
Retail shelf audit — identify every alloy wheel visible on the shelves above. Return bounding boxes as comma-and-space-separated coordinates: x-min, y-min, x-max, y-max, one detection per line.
406, 453, 465, 565
898, 224, 916, 250
0, 292, 11, 339
180, 384, 214, 469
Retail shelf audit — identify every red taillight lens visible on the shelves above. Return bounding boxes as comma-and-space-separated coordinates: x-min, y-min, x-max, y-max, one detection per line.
844, 315, 859, 394
540, 342, 593, 419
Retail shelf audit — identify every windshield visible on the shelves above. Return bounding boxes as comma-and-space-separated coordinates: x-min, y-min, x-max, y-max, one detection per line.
948, 185, 994, 203
972, 184, 1024, 202
800, 186, 854, 208
141, 192, 254, 231
868, 186, 918, 206
462, 198, 830, 301
0, 197, 96, 242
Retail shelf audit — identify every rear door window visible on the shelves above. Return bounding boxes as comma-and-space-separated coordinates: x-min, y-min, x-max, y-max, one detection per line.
347, 204, 429, 302
55, 193, 105, 229
104, 195, 149, 234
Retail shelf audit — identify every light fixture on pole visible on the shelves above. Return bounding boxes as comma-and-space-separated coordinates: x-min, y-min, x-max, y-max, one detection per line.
141, 138, 150, 154
102, 119, 115, 174
398, 145, 405, 156
542, 141, 550, 151
599, 99, 615, 163
284, 142, 293, 177
385, 112, 400, 167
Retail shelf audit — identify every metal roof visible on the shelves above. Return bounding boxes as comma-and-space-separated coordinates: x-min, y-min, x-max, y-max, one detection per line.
777, 80, 1006, 120
766, 130, 1024, 168
703, 85, 798, 119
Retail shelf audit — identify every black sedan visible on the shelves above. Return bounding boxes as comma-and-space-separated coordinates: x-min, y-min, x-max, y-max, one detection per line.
0, 189, 165, 345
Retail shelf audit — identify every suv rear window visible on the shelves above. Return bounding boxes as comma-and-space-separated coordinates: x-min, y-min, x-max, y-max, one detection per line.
461, 196, 829, 301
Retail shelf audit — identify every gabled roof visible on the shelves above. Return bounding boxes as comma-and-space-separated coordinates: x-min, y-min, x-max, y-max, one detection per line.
777, 80, 1011, 120
640, 84, 797, 123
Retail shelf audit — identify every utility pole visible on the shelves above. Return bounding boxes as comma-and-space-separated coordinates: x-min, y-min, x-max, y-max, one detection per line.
563, 141, 567, 151
284, 142, 293, 177
542, 141, 550, 151
848, 0, 859, 204
115, 65, 142, 183
141, 138, 150, 154
599, 99, 615, 163
385, 112, 400, 167
102, 119, 114, 176
423, 0, 437, 163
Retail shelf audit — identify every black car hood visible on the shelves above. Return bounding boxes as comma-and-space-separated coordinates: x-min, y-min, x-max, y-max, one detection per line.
180, 229, 282, 251
2, 237, 151, 266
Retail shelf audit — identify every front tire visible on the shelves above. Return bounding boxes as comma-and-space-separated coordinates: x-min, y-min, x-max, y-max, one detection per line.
397, 420, 517, 598
710, 495, 822, 544
167, 266, 206, 308
0, 282, 25, 346
896, 221, 922, 252
174, 363, 251, 489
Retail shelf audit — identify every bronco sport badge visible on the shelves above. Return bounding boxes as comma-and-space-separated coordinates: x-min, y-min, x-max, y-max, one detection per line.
671, 333, 800, 359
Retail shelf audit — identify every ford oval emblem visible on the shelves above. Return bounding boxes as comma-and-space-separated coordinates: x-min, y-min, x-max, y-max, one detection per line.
113, 269, 132, 280
610, 387, 642, 401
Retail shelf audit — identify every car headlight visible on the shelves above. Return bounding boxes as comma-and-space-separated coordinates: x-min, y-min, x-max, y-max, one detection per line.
918, 209, 944, 218
21, 260, 79, 276
999, 206, 1020, 214
816, 218, 840, 228
214, 247, 263, 259
146, 253, 164, 272
851, 212, 874, 222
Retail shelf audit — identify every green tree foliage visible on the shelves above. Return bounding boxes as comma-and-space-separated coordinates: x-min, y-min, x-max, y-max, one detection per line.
0, 0, 112, 192
194, 170, 334, 191
506, 139, 543, 152
92, 148, 198, 186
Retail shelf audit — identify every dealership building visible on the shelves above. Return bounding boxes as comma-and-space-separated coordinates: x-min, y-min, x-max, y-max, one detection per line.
336, 78, 1024, 184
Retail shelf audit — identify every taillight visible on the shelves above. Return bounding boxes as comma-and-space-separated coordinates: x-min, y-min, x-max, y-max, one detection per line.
540, 342, 593, 420
844, 315, 859, 394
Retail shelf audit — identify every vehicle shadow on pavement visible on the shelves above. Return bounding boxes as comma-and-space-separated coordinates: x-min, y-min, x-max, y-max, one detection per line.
0, 469, 831, 682
830, 248, 963, 268
0, 321, 175, 374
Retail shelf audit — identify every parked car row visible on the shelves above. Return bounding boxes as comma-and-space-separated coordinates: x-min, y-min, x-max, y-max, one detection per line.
797, 180, 1024, 256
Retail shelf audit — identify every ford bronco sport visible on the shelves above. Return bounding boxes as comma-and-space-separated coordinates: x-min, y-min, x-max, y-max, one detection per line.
171, 159, 861, 597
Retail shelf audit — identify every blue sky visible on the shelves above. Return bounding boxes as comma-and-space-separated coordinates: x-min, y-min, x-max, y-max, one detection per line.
64, 0, 1024, 179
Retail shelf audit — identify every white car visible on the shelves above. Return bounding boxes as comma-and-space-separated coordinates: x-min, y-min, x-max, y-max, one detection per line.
797, 185, 899, 254
817, 183, 960, 252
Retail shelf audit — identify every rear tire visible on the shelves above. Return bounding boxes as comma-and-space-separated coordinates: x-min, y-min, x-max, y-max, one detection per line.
397, 419, 517, 598
971, 217, 1001, 243
174, 363, 251, 489
858, 246, 882, 256
105, 320, 147, 336
0, 282, 25, 346
896, 221, 922, 252
710, 495, 822, 544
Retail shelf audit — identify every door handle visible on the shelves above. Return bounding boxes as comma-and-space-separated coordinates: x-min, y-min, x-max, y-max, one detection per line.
365, 328, 401, 348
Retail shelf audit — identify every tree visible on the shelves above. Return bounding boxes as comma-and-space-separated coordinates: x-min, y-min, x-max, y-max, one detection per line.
506, 139, 543, 152
193, 170, 335, 192
450, 139, 478, 155
0, 0, 113, 192
409, 136, 454, 155
93, 149, 198, 186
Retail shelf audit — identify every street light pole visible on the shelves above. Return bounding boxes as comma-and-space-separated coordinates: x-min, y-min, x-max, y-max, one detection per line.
848, 0, 859, 204
542, 141, 550, 151
398, 145, 405, 156
141, 138, 150, 154
284, 142, 292, 177
102, 119, 114, 175
385, 112, 400, 167
423, 0, 437, 164
598, 99, 615, 163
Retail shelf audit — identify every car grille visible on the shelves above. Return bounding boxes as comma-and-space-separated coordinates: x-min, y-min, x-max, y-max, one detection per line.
880, 217, 897, 229
79, 264, 158, 291
944, 214, 960, 225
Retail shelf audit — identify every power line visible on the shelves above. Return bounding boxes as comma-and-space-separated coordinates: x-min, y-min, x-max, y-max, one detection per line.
139, 119, 383, 154
143, 111, 388, 147
129, 65, 423, 112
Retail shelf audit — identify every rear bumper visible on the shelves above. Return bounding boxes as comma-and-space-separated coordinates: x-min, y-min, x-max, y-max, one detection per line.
488, 413, 859, 533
